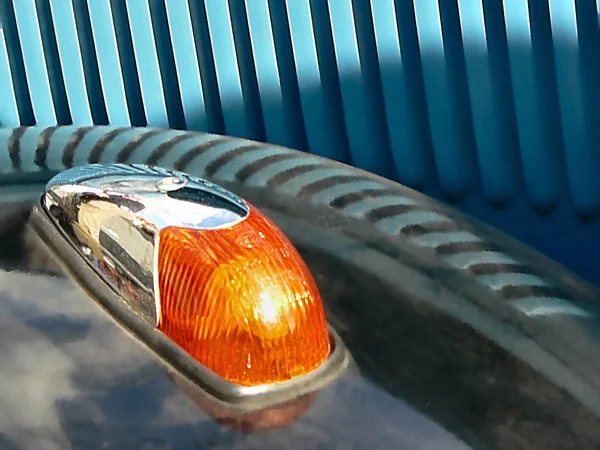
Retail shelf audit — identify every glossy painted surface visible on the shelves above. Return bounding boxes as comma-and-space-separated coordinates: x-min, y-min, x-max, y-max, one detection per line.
1, 186, 600, 449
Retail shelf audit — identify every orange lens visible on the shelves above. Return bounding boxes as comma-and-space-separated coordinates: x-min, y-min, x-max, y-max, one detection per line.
156, 205, 331, 386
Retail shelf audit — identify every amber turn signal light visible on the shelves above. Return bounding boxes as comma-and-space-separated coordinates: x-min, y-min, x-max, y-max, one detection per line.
157, 206, 331, 386
35, 163, 348, 407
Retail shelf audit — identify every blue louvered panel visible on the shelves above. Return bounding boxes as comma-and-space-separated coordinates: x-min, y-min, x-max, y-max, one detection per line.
126, 0, 169, 128
12, 0, 56, 125
326, 0, 395, 178
413, 1, 476, 200
1, 0, 600, 284
48, 0, 93, 124
502, 1, 559, 214
457, 0, 518, 207
283, 0, 350, 163
163, 1, 209, 132
547, 0, 600, 218
204, 1, 263, 141
86, 0, 131, 125
371, 0, 431, 190
0, 17, 19, 127
244, 0, 305, 150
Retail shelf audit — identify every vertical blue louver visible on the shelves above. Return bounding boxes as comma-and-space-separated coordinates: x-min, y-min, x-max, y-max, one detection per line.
0, 0, 599, 284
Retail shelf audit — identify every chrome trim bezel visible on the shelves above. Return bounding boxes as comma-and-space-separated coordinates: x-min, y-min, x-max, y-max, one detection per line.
41, 164, 251, 325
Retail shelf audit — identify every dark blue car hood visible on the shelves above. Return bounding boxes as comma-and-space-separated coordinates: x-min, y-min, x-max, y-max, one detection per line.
1, 186, 599, 450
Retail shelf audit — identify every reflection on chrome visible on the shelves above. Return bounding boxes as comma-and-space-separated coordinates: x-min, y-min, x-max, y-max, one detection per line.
42, 164, 250, 325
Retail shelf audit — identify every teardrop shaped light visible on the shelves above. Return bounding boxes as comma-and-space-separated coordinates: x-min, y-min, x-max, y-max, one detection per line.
31, 163, 348, 407
157, 205, 331, 386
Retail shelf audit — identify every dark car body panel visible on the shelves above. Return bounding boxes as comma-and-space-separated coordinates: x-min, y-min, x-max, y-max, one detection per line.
1, 185, 600, 449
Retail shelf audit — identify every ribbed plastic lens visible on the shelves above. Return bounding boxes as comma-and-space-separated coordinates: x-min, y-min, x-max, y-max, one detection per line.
156, 205, 331, 386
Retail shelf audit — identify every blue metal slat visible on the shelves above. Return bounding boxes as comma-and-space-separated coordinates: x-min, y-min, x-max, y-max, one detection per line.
203, 1, 260, 140
502, 0, 560, 214
0, 25, 19, 127
48, 0, 93, 125
457, 0, 517, 206
35, 0, 70, 125
164, 1, 210, 132
71, 0, 108, 125
244, 0, 301, 149
86, 0, 131, 125
576, 0, 600, 215
108, 0, 147, 127
227, 0, 267, 143
548, 0, 600, 218
311, 0, 354, 164
413, 1, 473, 200
186, 0, 225, 134
125, 0, 169, 128
0, 0, 34, 126
326, 0, 395, 178
147, 0, 185, 130
3, 0, 600, 285
12, 0, 56, 125
264, 0, 308, 152
370, 0, 430, 190
283, 0, 350, 162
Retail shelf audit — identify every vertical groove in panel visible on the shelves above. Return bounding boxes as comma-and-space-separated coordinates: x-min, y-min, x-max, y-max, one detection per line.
72, 0, 108, 125
413, 1, 473, 200
48, 0, 92, 125
2, 0, 600, 222
353, 0, 399, 178
528, 0, 565, 205
148, 0, 185, 130
244, 0, 301, 149
164, 1, 210, 132
457, 0, 517, 206
86, 0, 131, 125
203, 0, 259, 140
576, 0, 600, 216
481, 0, 520, 191
326, 0, 395, 178
308, 0, 352, 163
502, 1, 558, 214
35, 0, 71, 125
0, 1, 33, 125
438, 0, 478, 168
395, 0, 436, 190
0, 23, 20, 127
124, 0, 169, 128
548, 0, 600, 218
282, 0, 349, 162
371, 0, 430, 190
227, 1, 266, 142
12, 0, 56, 125
187, 1, 225, 134
265, 0, 308, 151
110, 0, 145, 126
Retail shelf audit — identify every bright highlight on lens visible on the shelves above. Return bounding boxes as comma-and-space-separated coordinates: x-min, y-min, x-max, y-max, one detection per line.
156, 205, 331, 386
